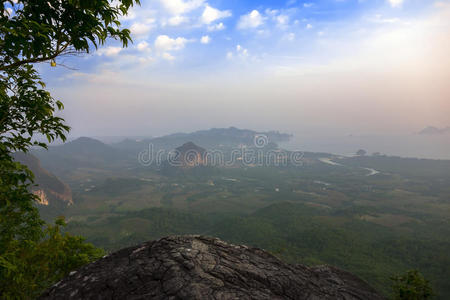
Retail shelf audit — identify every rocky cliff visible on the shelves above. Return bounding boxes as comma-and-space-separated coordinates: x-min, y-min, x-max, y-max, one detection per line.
174, 142, 207, 167
40, 236, 385, 300
13, 152, 73, 206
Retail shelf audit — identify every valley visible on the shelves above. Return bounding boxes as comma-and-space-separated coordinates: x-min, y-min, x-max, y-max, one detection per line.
27, 128, 450, 299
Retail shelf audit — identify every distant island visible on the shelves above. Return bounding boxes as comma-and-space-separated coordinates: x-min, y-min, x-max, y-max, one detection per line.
419, 126, 450, 135
110, 127, 292, 153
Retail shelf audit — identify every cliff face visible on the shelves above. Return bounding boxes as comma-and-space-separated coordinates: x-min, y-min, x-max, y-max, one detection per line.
174, 142, 207, 167
40, 236, 385, 300
13, 152, 73, 206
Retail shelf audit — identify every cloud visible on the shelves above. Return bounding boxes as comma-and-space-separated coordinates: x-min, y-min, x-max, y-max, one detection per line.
160, 0, 205, 15
155, 35, 188, 52
208, 22, 226, 31
201, 5, 232, 24
226, 45, 248, 60
200, 35, 211, 44
137, 41, 150, 52
370, 14, 401, 24
130, 20, 155, 38
237, 10, 265, 29
96, 47, 122, 57
287, 0, 298, 6
167, 15, 189, 26
162, 52, 176, 61
306, 23, 313, 29
276, 15, 289, 27
388, 0, 404, 7
285, 33, 295, 41
236, 45, 249, 57
304, 3, 313, 8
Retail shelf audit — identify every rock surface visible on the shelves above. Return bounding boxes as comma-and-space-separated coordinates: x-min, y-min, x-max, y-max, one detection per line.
40, 236, 385, 300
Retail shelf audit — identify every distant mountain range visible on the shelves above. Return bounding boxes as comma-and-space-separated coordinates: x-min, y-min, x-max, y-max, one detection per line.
419, 126, 450, 135
113, 127, 292, 152
32, 136, 128, 175
30, 127, 292, 178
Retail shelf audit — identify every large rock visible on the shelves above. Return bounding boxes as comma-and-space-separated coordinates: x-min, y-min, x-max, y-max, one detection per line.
40, 236, 385, 300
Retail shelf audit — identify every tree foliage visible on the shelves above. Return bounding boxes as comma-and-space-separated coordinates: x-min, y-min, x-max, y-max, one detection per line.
1, 0, 139, 70
391, 270, 434, 300
0, 218, 105, 299
1, 0, 139, 297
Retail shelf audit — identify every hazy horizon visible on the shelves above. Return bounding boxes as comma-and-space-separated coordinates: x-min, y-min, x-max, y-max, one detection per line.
52, 125, 450, 160
38, 0, 449, 149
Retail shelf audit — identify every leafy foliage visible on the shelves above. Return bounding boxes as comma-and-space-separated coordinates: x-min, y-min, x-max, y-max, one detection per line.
1, 0, 139, 70
0, 218, 104, 299
1, 0, 139, 297
391, 270, 434, 300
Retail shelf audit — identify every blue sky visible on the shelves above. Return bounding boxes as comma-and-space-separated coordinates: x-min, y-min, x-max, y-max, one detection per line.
44, 0, 434, 77
36, 0, 450, 137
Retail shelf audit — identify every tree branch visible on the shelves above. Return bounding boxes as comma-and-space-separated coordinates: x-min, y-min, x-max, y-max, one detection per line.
0, 43, 70, 71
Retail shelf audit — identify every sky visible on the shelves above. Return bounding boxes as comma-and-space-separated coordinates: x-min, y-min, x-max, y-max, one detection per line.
38, 0, 450, 138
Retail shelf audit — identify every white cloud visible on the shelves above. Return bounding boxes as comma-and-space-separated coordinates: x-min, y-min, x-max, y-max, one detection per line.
167, 15, 188, 26
208, 22, 226, 31
155, 35, 188, 52
138, 56, 154, 64
137, 41, 150, 52
96, 47, 122, 57
306, 23, 313, 29
285, 32, 295, 41
371, 14, 401, 24
201, 5, 232, 24
130, 20, 155, 37
200, 35, 211, 44
162, 52, 176, 61
276, 15, 289, 27
388, 0, 404, 7
304, 3, 313, 8
236, 44, 249, 58
237, 10, 265, 29
120, 8, 137, 21
160, 0, 205, 15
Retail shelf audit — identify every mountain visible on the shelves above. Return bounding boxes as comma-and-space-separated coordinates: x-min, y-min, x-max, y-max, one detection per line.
13, 152, 72, 206
32, 137, 129, 175
419, 126, 450, 135
39, 236, 384, 300
174, 142, 207, 167
112, 127, 292, 153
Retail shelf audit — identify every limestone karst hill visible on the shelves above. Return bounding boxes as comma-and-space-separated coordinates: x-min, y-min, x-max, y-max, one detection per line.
40, 235, 385, 300
13, 152, 73, 206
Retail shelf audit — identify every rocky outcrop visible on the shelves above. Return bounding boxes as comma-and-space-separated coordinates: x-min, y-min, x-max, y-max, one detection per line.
40, 236, 385, 300
174, 142, 207, 167
13, 152, 73, 205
